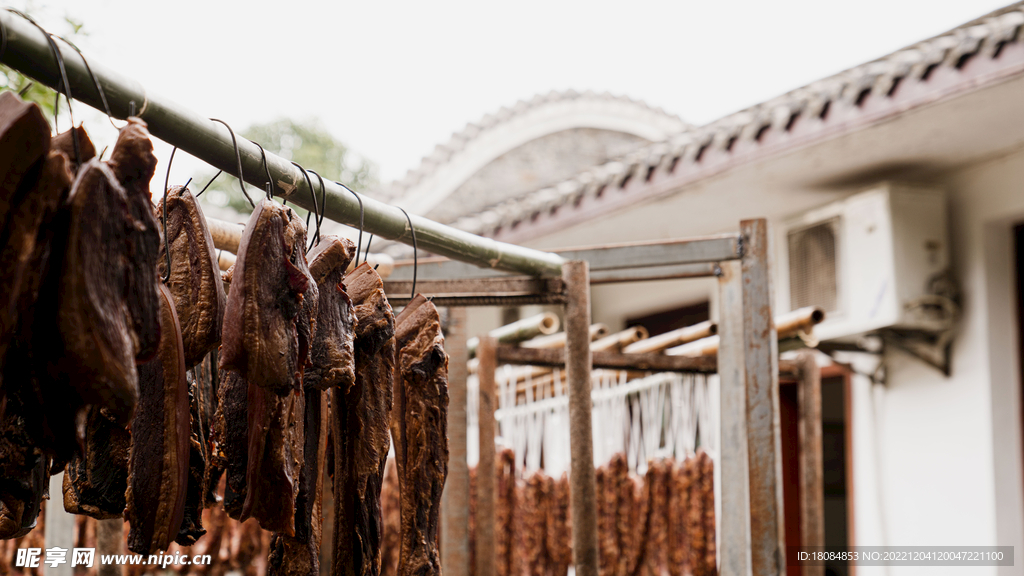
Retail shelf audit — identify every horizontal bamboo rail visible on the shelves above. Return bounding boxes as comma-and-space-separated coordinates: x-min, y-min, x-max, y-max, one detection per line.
466, 313, 560, 358
0, 11, 565, 277
667, 306, 825, 357
468, 324, 607, 376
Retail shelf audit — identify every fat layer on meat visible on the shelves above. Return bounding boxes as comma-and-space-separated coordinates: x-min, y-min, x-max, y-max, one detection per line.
126, 284, 191, 555
156, 185, 225, 368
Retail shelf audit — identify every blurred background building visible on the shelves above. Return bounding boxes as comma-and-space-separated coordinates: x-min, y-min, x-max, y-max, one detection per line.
371, 3, 1024, 573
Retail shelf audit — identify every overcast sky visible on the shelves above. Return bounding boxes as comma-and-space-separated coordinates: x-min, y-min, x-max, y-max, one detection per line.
8, 0, 1012, 187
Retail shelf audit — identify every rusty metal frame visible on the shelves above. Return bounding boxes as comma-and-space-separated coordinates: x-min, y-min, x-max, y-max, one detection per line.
437, 220, 784, 576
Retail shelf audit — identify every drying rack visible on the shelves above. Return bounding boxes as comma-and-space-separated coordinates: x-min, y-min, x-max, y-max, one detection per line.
0, 11, 790, 576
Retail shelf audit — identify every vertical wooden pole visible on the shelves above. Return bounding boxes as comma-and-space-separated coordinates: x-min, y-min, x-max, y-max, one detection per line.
797, 351, 824, 576
739, 218, 785, 576
44, 473, 73, 576
717, 260, 753, 576
476, 336, 498, 576
97, 519, 125, 576
443, 307, 471, 576
563, 260, 599, 576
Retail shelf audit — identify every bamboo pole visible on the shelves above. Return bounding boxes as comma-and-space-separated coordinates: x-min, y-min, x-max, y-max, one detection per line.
0, 11, 565, 277
509, 326, 649, 396
621, 320, 716, 353
666, 306, 824, 357
466, 313, 560, 358
467, 324, 607, 375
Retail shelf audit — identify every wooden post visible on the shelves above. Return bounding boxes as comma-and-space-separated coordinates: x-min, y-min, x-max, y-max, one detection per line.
442, 307, 470, 576
44, 473, 73, 576
797, 351, 824, 576
475, 336, 498, 576
717, 260, 753, 576
740, 219, 785, 576
563, 260, 599, 576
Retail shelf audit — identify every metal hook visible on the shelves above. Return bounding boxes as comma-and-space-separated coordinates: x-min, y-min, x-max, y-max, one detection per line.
6, 10, 80, 166
335, 181, 365, 266
196, 170, 222, 198
363, 234, 373, 267
290, 162, 320, 252
210, 118, 255, 208
161, 145, 193, 283
397, 207, 418, 299
307, 169, 327, 239
54, 36, 118, 130
252, 141, 275, 200
0, 13, 8, 64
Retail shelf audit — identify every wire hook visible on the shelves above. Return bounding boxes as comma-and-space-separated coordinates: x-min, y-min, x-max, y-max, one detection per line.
307, 169, 327, 240
335, 181, 365, 266
210, 118, 255, 208
161, 145, 193, 283
196, 170, 222, 198
290, 162, 320, 252
6, 10, 80, 166
54, 36, 118, 130
397, 207, 418, 299
252, 141, 275, 200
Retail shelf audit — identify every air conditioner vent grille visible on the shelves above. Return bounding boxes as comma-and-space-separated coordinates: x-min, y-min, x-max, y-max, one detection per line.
788, 218, 839, 313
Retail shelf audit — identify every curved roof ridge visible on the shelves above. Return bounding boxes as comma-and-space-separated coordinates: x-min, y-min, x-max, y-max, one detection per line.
437, 2, 1024, 240
375, 89, 691, 203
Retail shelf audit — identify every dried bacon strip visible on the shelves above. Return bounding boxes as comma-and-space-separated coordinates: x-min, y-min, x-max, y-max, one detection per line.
392, 294, 449, 576
126, 284, 190, 555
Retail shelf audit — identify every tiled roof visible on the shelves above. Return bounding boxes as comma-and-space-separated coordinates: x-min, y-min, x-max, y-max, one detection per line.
372, 89, 690, 205
436, 3, 1024, 241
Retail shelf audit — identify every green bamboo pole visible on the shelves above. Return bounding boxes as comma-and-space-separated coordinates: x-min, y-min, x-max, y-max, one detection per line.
0, 11, 565, 277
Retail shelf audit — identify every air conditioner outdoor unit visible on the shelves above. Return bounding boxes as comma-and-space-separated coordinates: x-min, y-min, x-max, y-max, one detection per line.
777, 183, 951, 342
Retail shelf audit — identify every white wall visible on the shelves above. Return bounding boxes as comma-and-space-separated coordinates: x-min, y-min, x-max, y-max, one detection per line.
839, 143, 1024, 576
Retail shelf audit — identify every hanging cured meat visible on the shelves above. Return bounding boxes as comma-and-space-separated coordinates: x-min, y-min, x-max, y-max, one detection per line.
0, 94, 50, 338
176, 358, 218, 546
50, 125, 96, 172
333, 262, 394, 576
237, 202, 316, 535
695, 451, 716, 576
214, 368, 249, 520
61, 406, 129, 519
54, 157, 157, 420
240, 372, 305, 534
106, 117, 163, 362
269, 236, 356, 576
304, 237, 357, 392
155, 184, 226, 368
522, 472, 550, 576
380, 458, 401, 576
595, 465, 615, 576
495, 448, 515, 576
392, 294, 449, 576
0, 121, 96, 539
220, 198, 316, 394
643, 460, 669, 576
126, 284, 191, 555
545, 473, 572, 576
